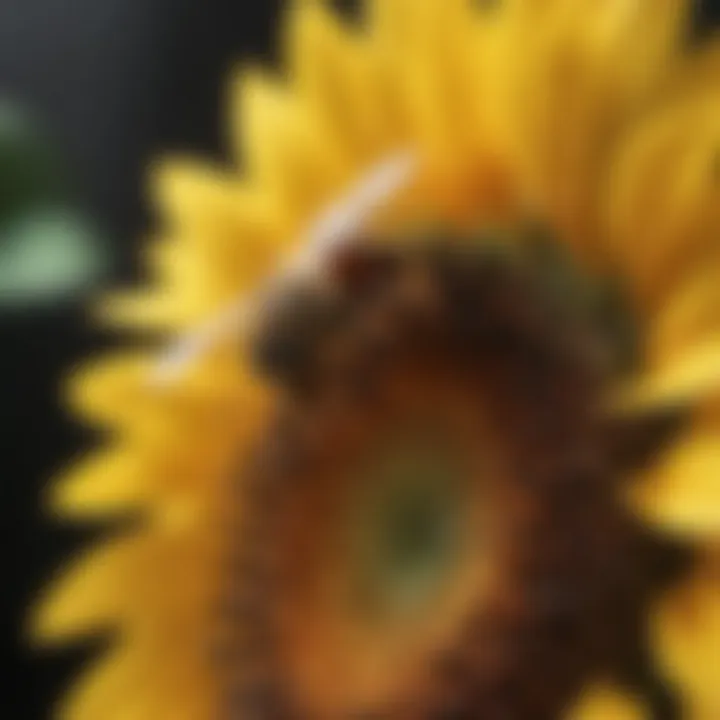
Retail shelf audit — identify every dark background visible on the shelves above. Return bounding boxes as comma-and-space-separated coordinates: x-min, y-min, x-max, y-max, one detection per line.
1, 1, 719, 717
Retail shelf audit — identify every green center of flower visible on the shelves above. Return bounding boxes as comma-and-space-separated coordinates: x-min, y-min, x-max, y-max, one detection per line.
349, 440, 469, 620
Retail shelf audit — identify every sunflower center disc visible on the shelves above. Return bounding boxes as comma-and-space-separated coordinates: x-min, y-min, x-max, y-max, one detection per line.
350, 440, 469, 621
223, 232, 680, 720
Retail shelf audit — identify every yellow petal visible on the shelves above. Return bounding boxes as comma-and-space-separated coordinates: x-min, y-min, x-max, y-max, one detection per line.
653, 554, 720, 719
512, 0, 690, 260
64, 352, 155, 429
629, 415, 720, 536
149, 160, 287, 284
147, 159, 243, 230
32, 512, 220, 644
614, 336, 720, 412
30, 535, 140, 644
231, 67, 350, 225
66, 346, 263, 429
380, 0, 475, 157
97, 288, 193, 331
605, 67, 720, 310
367, 0, 415, 52
57, 647, 141, 720
57, 640, 216, 720
49, 449, 147, 519
99, 283, 240, 331
567, 684, 645, 720
649, 263, 720, 364
285, 0, 392, 160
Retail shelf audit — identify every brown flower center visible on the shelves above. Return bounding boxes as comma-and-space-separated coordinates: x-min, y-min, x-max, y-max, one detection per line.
220, 232, 686, 719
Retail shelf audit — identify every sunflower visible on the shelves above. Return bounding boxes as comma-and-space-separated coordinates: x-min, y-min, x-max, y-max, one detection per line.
30, 0, 720, 718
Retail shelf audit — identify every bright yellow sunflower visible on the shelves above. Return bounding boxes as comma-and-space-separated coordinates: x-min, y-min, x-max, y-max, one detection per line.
30, 0, 720, 718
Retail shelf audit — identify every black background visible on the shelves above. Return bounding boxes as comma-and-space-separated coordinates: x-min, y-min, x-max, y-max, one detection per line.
1, 1, 719, 717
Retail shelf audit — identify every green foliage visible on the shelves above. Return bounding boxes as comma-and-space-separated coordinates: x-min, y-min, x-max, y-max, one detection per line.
0, 102, 62, 224
0, 100, 109, 309
0, 208, 107, 306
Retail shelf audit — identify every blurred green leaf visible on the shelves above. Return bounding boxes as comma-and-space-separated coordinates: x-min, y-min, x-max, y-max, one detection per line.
0, 207, 109, 309
0, 101, 65, 224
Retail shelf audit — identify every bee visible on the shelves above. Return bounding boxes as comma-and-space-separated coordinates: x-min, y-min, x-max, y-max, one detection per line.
152, 153, 417, 387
